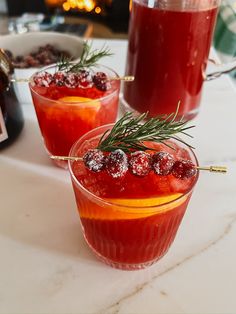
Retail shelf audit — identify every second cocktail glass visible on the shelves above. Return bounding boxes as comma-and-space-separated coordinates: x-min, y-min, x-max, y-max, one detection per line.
29, 64, 120, 168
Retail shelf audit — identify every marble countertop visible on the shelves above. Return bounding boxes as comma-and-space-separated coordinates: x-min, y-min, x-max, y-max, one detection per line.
1, 39, 236, 314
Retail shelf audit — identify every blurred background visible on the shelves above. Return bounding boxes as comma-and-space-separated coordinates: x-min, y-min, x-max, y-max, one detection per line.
0, 0, 235, 80
0, 0, 130, 38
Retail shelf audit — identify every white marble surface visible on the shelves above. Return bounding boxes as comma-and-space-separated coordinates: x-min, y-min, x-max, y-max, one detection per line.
1, 39, 236, 314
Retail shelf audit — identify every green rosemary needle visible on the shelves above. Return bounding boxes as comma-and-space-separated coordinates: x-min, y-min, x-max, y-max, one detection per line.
57, 41, 113, 73
98, 107, 195, 152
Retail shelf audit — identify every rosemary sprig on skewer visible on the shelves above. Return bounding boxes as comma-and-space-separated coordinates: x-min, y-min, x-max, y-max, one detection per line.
57, 41, 113, 73
50, 107, 227, 174
11, 76, 134, 83
98, 105, 194, 152
49, 156, 227, 174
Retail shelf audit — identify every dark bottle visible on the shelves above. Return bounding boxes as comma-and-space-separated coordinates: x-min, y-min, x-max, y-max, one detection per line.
0, 49, 24, 149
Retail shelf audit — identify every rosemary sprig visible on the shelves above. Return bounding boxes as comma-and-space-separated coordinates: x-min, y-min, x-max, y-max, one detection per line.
57, 41, 113, 73
98, 106, 195, 152
57, 54, 73, 72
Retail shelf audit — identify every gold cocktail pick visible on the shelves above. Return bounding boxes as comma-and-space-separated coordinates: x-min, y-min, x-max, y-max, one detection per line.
11, 78, 29, 83
196, 166, 227, 173
11, 76, 135, 83
112, 76, 135, 81
50, 155, 227, 174
50, 155, 83, 162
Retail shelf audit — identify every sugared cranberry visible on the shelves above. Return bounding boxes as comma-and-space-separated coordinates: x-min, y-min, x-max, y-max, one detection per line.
15, 55, 23, 63
44, 58, 53, 65
129, 151, 151, 177
172, 160, 197, 179
53, 71, 67, 86
77, 70, 93, 88
24, 55, 40, 67
83, 149, 106, 172
65, 73, 79, 88
37, 51, 51, 64
33, 71, 53, 87
106, 149, 128, 178
152, 151, 175, 175
93, 72, 110, 91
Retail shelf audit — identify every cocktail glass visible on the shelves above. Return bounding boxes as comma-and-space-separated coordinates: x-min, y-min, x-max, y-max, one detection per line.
68, 124, 199, 270
29, 64, 120, 169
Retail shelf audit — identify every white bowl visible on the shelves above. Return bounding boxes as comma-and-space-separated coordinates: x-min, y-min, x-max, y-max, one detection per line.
0, 32, 84, 103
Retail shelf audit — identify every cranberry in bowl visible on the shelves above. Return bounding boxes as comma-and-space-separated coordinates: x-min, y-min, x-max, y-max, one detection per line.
0, 32, 84, 103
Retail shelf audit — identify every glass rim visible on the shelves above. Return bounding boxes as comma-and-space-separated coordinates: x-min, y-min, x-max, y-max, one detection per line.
133, 0, 220, 10
28, 63, 120, 105
68, 123, 199, 212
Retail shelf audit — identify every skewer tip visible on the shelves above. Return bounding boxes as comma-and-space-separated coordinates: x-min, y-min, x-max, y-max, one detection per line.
197, 165, 227, 173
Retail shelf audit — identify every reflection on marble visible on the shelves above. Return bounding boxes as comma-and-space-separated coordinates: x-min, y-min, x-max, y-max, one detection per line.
102, 214, 236, 314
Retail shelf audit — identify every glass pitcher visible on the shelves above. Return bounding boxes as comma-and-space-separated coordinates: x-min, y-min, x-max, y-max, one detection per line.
122, 0, 235, 120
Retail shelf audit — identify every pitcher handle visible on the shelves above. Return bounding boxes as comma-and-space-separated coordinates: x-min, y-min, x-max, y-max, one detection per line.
205, 58, 236, 81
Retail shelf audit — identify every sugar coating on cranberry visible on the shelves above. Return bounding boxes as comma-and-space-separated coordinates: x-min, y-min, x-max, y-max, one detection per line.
83, 149, 106, 172
106, 149, 128, 178
65, 73, 79, 88
53, 71, 67, 86
152, 151, 175, 176
172, 159, 197, 179
129, 151, 151, 177
33, 71, 53, 87
77, 70, 93, 88
93, 72, 110, 91
79, 70, 89, 78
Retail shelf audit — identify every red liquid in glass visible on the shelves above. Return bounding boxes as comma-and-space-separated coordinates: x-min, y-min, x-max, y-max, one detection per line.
71, 137, 198, 269
30, 81, 120, 158
124, 2, 218, 119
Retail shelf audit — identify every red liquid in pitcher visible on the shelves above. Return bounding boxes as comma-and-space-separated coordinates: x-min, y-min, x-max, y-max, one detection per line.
124, 2, 218, 119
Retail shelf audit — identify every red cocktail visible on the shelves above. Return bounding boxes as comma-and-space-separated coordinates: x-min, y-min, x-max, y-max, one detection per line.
69, 123, 199, 270
123, 0, 219, 120
29, 65, 120, 168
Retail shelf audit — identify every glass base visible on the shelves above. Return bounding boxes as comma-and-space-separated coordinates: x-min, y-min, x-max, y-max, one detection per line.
84, 235, 167, 271
95, 251, 164, 271
120, 93, 199, 121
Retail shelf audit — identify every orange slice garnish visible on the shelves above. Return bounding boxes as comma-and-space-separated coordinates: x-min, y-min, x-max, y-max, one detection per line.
107, 193, 183, 208
59, 96, 101, 121
79, 193, 188, 220
59, 96, 100, 108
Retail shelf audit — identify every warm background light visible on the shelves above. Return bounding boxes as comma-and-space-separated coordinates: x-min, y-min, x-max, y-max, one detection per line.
62, 2, 71, 11
45, 0, 130, 21
49, 0, 99, 13
129, 0, 132, 11
46, 0, 64, 6
95, 6, 101, 14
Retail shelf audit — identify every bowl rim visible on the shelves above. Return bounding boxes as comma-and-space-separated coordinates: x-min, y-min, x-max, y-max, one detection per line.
0, 31, 84, 41
0, 31, 84, 69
